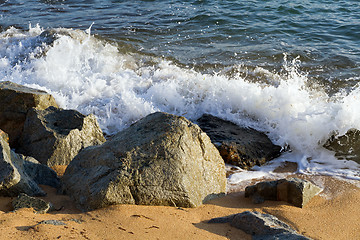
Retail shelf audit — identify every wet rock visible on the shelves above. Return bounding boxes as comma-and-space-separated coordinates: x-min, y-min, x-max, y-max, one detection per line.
18, 106, 106, 166
0, 81, 58, 147
209, 211, 310, 239
273, 161, 298, 173
245, 178, 322, 208
39, 30, 61, 46
62, 112, 226, 210
196, 114, 282, 170
12, 193, 53, 214
0, 132, 46, 197
324, 128, 360, 163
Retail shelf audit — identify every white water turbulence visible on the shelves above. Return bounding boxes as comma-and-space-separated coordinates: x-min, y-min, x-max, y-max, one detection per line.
1, 25, 360, 183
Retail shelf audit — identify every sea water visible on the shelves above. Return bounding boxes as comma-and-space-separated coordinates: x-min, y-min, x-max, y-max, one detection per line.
1, 0, 360, 186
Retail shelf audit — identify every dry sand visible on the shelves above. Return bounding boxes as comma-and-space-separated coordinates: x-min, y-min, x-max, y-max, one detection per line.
0, 172, 359, 240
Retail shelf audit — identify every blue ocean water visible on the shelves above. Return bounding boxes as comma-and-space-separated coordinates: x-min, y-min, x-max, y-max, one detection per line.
1, 0, 360, 86
0, 0, 360, 183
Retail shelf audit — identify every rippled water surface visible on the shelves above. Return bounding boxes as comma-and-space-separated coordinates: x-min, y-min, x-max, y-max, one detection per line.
1, 0, 360, 88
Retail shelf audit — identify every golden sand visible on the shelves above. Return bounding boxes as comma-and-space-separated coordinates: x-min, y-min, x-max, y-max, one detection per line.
0, 175, 359, 240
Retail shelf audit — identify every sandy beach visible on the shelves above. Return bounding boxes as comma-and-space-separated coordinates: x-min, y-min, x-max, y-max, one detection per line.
2, 1, 360, 239
0, 172, 359, 240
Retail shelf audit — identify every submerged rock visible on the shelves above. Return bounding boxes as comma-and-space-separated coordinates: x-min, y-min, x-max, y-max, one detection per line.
245, 178, 322, 208
18, 106, 106, 166
0, 132, 46, 197
62, 112, 226, 210
0, 81, 58, 147
209, 211, 310, 239
196, 114, 282, 170
12, 193, 53, 214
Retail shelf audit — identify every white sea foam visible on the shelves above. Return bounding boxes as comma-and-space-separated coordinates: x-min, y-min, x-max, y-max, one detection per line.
1, 25, 359, 182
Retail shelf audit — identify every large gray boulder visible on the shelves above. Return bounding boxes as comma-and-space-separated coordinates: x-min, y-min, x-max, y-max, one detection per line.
62, 112, 226, 210
0, 81, 58, 147
0, 130, 45, 197
18, 106, 106, 166
209, 211, 311, 240
245, 178, 322, 208
196, 114, 282, 170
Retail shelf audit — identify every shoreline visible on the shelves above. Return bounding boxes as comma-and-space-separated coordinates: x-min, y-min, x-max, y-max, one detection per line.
0, 82, 359, 239
0, 174, 358, 240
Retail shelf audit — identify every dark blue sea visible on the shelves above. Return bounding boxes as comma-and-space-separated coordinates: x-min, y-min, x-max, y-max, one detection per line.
1, 0, 360, 183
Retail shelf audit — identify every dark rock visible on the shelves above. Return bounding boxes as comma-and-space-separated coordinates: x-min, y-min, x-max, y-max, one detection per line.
251, 194, 266, 204
62, 112, 226, 210
196, 114, 282, 169
21, 155, 60, 188
245, 180, 278, 203
324, 128, 360, 163
0, 81, 58, 147
12, 193, 53, 214
231, 211, 295, 235
18, 106, 106, 166
209, 211, 310, 239
0, 132, 46, 197
253, 232, 311, 240
245, 178, 322, 208
39, 30, 61, 46
277, 178, 322, 208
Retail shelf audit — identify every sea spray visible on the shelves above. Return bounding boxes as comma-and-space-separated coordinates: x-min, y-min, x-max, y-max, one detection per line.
1, 25, 359, 183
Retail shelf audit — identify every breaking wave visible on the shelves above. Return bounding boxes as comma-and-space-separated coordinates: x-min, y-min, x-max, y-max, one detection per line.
1, 24, 359, 182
